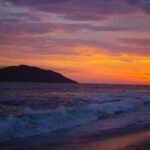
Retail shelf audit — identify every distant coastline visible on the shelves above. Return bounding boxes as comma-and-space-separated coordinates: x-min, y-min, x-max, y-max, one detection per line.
0, 65, 77, 84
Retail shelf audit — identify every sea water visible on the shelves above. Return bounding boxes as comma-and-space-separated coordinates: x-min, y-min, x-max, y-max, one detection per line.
0, 82, 150, 143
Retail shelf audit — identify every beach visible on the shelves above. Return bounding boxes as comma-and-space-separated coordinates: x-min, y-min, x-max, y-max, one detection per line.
79, 124, 150, 150
0, 0, 150, 149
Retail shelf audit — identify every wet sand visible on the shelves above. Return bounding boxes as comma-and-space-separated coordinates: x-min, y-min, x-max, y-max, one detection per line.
79, 128, 150, 150
1, 124, 150, 150
122, 139, 150, 150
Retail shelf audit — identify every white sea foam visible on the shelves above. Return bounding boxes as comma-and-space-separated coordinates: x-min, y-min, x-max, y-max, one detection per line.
0, 91, 150, 141
0, 92, 150, 142
77, 92, 150, 103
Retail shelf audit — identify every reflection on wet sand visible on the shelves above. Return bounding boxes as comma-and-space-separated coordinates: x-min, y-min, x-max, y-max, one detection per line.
80, 130, 150, 150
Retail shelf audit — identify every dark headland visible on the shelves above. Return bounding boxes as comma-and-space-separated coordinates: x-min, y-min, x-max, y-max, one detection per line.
0, 65, 77, 83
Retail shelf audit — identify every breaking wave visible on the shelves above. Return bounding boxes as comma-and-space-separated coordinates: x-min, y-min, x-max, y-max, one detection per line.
0, 92, 150, 142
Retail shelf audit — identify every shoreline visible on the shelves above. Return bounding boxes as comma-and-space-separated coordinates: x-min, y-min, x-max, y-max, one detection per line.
122, 139, 150, 150
1, 123, 150, 150
79, 124, 150, 150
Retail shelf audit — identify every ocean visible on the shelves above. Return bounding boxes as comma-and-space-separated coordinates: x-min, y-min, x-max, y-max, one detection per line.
0, 82, 150, 146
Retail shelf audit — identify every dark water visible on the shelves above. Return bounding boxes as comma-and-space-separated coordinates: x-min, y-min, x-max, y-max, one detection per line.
0, 82, 150, 142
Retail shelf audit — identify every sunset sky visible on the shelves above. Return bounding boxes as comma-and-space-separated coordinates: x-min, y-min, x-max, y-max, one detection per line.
0, 0, 150, 84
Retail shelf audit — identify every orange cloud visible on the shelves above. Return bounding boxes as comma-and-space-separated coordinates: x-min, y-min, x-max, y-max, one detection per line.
0, 43, 150, 85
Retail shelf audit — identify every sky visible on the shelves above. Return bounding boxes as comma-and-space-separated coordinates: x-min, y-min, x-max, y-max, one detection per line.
0, 0, 150, 84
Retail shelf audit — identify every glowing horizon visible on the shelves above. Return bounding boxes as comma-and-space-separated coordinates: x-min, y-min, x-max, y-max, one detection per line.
0, 0, 150, 84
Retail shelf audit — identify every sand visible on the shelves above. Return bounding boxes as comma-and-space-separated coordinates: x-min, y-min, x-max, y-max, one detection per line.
79, 128, 150, 150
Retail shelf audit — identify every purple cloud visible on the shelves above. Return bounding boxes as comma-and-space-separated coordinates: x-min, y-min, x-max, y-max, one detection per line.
0, 0, 149, 58
3, 0, 150, 21
0, 32, 150, 57
120, 38, 150, 47
0, 20, 140, 38
0, 22, 58, 35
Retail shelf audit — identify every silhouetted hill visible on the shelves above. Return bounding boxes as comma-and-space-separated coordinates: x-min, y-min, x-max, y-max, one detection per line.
0, 65, 77, 83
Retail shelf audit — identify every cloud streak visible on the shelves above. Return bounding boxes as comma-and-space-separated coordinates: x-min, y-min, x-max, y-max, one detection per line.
3, 0, 150, 21
120, 38, 150, 47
